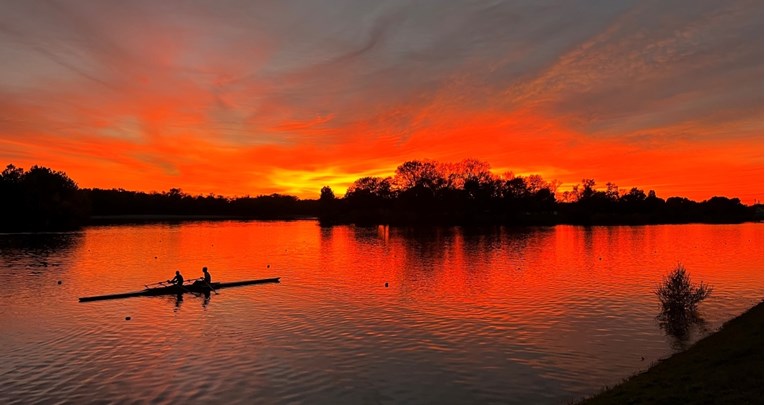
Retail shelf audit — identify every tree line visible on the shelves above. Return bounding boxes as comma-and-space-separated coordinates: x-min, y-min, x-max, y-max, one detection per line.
317, 159, 762, 226
0, 164, 316, 231
0, 161, 761, 231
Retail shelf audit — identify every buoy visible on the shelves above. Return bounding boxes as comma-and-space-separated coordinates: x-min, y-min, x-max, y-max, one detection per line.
57, 280, 62, 285
267, 264, 270, 268
125, 316, 131, 321
385, 282, 388, 287
154, 256, 157, 259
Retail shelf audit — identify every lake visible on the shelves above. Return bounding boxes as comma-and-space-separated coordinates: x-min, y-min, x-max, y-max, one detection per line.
0, 221, 761, 404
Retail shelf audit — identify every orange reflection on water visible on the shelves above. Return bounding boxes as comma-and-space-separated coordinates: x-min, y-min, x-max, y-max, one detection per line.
0, 221, 761, 403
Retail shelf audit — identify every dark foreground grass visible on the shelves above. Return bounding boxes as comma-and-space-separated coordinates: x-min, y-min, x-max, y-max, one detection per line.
581, 302, 763, 405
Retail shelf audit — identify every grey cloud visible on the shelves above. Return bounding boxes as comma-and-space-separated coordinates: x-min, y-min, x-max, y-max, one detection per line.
521, 0, 762, 140
0, 0, 760, 148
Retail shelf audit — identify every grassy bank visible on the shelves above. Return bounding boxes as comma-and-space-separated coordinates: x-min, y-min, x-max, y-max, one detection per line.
581, 302, 763, 404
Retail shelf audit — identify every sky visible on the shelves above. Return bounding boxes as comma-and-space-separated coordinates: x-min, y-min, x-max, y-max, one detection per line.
0, 0, 762, 201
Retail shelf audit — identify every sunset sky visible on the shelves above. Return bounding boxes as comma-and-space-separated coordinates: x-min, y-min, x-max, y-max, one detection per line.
0, 0, 761, 201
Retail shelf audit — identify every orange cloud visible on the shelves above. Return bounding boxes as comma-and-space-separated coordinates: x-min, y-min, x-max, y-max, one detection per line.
0, 1, 761, 202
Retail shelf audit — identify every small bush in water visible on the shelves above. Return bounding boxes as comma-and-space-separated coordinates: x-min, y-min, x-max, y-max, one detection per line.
655, 264, 712, 315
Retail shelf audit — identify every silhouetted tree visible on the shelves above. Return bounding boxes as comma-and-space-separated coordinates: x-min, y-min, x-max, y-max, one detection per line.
325, 158, 763, 225
620, 187, 647, 204
394, 160, 445, 195
605, 182, 619, 201
445, 159, 494, 190
655, 264, 711, 344
0, 164, 89, 230
526, 174, 548, 194
345, 177, 394, 201
656, 264, 712, 315
1, 164, 23, 183
2, 160, 759, 230
320, 186, 335, 201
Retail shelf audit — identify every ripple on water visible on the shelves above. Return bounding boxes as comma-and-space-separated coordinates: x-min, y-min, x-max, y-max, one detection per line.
0, 222, 761, 404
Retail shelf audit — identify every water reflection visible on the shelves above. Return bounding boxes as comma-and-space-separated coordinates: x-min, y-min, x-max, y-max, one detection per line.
173, 292, 183, 311
0, 231, 81, 250
161, 290, 213, 311
0, 232, 82, 291
0, 222, 761, 405
0, 232, 82, 263
657, 310, 709, 351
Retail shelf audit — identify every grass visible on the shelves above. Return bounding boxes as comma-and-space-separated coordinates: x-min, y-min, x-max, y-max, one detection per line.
580, 302, 763, 405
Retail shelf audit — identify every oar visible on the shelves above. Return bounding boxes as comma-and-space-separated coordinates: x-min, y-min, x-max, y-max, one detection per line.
144, 281, 168, 289
200, 278, 219, 295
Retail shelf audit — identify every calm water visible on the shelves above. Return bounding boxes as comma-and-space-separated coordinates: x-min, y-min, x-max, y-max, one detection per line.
0, 221, 761, 404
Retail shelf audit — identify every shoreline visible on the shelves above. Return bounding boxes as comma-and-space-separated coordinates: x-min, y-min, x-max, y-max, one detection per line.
86, 214, 317, 225
0, 215, 759, 232
579, 302, 764, 404
90, 214, 761, 226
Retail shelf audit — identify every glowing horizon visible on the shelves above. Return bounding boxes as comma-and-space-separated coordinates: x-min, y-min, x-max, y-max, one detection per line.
0, 1, 761, 202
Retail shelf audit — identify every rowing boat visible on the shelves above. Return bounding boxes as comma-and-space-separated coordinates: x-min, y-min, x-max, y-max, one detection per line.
78, 277, 280, 302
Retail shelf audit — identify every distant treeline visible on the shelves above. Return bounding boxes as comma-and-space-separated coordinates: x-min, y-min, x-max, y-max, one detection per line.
0, 164, 316, 231
317, 159, 763, 226
0, 162, 761, 231
86, 188, 317, 219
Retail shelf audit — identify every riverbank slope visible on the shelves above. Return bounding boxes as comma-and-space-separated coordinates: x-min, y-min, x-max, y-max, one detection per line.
581, 302, 763, 404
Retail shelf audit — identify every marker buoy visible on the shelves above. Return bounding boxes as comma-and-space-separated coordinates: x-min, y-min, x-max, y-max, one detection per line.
385, 282, 388, 287
125, 316, 131, 321
57, 280, 62, 285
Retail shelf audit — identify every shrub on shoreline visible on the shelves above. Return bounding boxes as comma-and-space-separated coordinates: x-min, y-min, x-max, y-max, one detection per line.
656, 264, 712, 315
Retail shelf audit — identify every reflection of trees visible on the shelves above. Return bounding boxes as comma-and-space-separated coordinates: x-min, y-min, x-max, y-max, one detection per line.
0, 232, 83, 290
396, 227, 457, 288
0, 232, 82, 260
657, 310, 707, 351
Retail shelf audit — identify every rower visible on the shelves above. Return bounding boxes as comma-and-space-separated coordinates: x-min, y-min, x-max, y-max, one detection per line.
192, 267, 212, 287
168, 270, 184, 287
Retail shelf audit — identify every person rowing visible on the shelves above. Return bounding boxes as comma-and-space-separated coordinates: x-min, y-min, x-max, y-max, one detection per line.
168, 270, 184, 287
192, 267, 211, 285
192, 266, 217, 294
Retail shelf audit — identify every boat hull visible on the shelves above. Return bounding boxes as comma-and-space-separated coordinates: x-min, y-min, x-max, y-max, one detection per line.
79, 277, 280, 302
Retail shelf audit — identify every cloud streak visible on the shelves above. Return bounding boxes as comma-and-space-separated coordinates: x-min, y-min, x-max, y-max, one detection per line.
0, 0, 761, 201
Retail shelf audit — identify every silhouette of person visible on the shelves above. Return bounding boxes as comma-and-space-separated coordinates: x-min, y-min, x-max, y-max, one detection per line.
169, 270, 184, 287
193, 267, 212, 288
